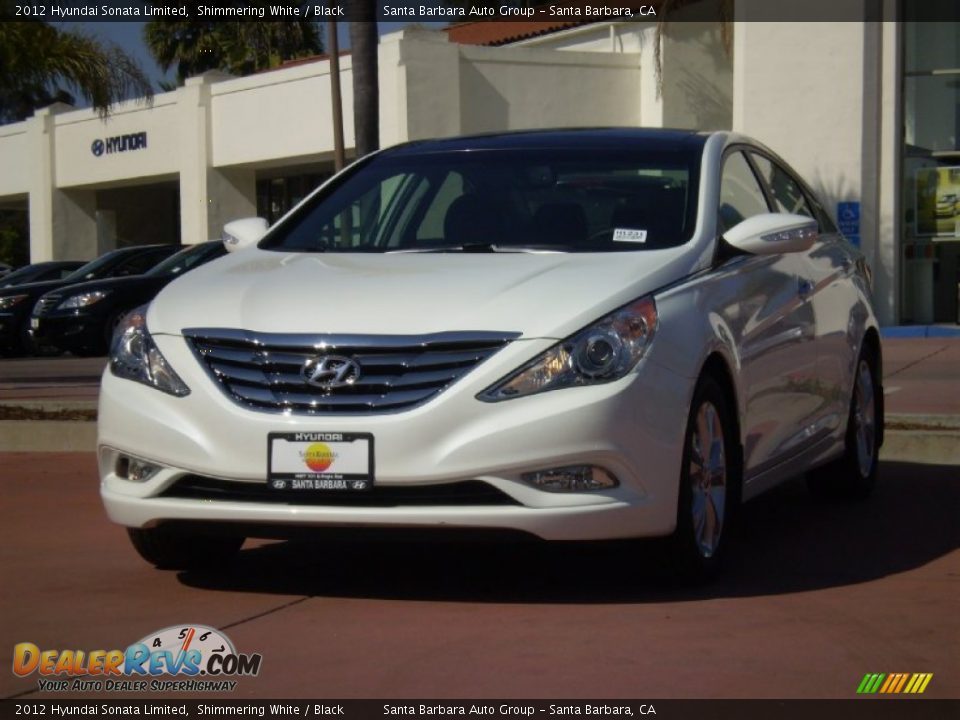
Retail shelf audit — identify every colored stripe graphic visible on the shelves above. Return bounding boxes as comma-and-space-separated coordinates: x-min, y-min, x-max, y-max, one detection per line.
858, 673, 933, 694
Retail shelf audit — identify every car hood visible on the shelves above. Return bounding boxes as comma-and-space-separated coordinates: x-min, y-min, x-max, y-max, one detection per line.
149, 247, 699, 339
49, 273, 169, 298
0, 277, 74, 300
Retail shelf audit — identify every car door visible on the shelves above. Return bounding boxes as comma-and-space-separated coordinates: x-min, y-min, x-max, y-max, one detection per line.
749, 152, 855, 438
715, 150, 820, 478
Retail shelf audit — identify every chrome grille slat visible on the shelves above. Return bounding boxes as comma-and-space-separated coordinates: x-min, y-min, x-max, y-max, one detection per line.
185, 329, 519, 415
33, 295, 61, 316
212, 365, 461, 391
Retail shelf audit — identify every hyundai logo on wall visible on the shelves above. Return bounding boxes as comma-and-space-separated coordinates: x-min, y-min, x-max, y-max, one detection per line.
90, 132, 147, 157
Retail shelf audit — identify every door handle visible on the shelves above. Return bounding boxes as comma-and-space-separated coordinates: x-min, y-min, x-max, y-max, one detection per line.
798, 278, 814, 299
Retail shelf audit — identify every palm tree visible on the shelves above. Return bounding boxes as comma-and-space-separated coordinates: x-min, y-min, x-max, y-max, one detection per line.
0, 3, 153, 123
350, 13, 379, 159
144, 3, 323, 85
655, 0, 733, 96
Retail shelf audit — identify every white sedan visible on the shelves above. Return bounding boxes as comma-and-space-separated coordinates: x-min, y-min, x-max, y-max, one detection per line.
98, 129, 883, 580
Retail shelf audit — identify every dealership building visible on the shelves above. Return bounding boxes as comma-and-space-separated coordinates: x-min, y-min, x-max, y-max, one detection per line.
0, 0, 957, 326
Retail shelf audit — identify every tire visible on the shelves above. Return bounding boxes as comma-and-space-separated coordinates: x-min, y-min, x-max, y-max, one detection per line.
807, 346, 881, 500
668, 374, 741, 582
127, 527, 244, 570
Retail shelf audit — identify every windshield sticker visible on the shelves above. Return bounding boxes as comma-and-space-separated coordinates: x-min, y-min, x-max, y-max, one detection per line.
613, 228, 648, 243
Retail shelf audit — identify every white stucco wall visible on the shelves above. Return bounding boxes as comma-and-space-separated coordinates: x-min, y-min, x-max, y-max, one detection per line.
53, 96, 180, 188
0, 123, 29, 198
732, 11, 900, 324
457, 44, 641, 135
210, 60, 357, 168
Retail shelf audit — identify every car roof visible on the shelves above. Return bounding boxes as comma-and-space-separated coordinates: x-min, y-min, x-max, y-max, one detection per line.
385, 128, 711, 156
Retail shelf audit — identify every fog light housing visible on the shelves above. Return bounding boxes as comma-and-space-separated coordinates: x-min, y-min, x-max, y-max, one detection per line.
116, 455, 161, 483
522, 465, 618, 492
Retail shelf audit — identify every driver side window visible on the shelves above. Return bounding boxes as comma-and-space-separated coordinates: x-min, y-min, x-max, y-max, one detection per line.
718, 151, 769, 234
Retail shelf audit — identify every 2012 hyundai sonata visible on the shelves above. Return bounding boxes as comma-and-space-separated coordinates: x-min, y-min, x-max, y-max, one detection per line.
98, 129, 883, 579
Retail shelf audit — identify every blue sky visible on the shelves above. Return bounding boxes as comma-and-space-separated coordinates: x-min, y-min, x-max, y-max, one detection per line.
54, 22, 414, 90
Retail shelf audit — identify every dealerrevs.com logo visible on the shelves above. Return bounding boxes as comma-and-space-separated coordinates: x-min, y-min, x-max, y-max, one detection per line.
12, 624, 262, 693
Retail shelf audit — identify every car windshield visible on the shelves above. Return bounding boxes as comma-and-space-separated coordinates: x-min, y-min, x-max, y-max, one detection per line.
62, 251, 125, 282
0, 265, 45, 287
146, 243, 221, 277
261, 148, 700, 253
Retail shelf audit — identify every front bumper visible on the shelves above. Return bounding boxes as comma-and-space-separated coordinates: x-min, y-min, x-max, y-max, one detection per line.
30, 313, 101, 352
98, 333, 690, 541
0, 309, 28, 351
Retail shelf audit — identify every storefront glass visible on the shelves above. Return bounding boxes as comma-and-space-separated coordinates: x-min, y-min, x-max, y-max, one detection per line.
902, 16, 960, 323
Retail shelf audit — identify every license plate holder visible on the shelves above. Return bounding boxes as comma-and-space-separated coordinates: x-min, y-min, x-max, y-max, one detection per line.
267, 432, 374, 492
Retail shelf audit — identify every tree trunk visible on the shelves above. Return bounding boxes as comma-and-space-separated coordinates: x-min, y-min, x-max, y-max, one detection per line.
349, 11, 379, 159
327, 21, 345, 172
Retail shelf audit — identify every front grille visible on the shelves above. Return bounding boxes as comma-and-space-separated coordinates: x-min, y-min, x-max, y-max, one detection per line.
184, 328, 519, 414
160, 475, 521, 507
33, 295, 61, 316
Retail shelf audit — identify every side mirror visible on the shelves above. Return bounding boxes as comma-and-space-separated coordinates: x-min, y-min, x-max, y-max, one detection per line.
724, 213, 818, 255
222, 217, 269, 252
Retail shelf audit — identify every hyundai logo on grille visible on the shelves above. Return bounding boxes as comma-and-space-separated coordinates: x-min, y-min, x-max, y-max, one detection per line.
301, 355, 361, 389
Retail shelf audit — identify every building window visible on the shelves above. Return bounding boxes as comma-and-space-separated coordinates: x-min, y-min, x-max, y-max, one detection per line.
901, 16, 960, 324
256, 173, 331, 224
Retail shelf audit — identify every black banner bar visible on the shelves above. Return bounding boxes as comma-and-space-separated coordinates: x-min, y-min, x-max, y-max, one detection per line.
1, 700, 958, 720
4, 0, 960, 24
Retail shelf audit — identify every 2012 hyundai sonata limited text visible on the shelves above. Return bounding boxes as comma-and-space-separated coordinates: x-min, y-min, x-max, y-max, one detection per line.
99, 129, 883, 579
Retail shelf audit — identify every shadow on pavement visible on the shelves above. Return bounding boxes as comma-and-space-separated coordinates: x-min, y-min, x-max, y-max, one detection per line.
176, 460, 960, 603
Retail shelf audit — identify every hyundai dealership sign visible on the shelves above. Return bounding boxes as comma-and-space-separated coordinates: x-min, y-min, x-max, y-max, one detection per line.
91, 132, 148, 157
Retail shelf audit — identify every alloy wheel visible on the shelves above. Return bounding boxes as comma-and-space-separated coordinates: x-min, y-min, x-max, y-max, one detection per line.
689, 401, 727, 558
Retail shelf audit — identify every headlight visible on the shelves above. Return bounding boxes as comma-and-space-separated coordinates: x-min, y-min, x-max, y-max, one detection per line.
479, 296, 658, 401
110, 306, 190, 397
0, 294, 27, 310
57, 290, 110, 309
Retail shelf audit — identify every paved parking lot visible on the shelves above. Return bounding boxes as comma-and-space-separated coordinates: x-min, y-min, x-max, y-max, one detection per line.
1, 452, 957, 700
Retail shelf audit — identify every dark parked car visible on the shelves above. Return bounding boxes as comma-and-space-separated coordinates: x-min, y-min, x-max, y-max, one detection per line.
0, 261, 86, 289
32, 241, 226, 356
0, 244, 180, 356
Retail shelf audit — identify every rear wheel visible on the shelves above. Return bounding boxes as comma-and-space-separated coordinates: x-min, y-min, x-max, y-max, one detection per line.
807, 347, 880, 500
668, 375, 740, 581
127, 527, 244, 570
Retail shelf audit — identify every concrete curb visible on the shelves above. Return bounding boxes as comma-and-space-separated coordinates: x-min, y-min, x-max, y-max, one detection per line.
0, 420, 97, 452
880, 431, 960, 465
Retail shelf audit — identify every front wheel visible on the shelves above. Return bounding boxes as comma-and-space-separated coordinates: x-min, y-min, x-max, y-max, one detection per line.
807, 347, 881, 500
668, 375, 740, 581
127, 527, 244, 570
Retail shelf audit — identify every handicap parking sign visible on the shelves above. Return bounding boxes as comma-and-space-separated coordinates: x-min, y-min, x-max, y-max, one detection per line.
837, 201, 860, 247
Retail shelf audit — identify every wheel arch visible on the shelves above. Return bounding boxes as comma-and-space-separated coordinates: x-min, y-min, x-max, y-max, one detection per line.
698, 351, 745, 501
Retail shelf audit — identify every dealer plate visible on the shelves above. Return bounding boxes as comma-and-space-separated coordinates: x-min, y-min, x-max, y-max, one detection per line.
267, 432, 374, 492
